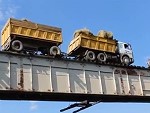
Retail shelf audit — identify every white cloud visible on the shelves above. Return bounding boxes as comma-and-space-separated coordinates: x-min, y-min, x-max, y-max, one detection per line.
29, 101, 38, 111
0, 0, 18, 22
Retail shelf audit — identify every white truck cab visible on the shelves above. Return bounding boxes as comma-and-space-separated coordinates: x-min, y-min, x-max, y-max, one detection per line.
118, 42, 134, 65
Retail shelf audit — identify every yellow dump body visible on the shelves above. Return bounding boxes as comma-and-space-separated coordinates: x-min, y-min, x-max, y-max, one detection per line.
1, 18, 62, 47
68, 32, 117, 55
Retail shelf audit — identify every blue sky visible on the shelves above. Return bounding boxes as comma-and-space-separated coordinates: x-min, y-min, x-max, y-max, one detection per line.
0, 0, 150, 113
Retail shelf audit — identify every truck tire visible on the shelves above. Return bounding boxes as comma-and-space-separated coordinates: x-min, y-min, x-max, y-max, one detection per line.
122, 56, 130, 66
50, 46, 61, 56
11, 40, 23, 52
85, 51, 95, 61
97, 53, 107, 62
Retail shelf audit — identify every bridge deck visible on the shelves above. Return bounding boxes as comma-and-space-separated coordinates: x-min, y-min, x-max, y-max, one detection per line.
0, 51, 150, 102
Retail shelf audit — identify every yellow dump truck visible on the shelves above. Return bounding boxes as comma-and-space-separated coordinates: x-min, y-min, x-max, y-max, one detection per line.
68, 29, 134, 65
1, 18, 62, 56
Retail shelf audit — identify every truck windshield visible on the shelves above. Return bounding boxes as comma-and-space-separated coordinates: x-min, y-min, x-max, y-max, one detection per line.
124, 44, 132, 50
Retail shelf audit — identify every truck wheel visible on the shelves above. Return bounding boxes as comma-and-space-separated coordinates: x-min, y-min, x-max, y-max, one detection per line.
11, 40, 23, 52
97, 53, 107, 62
85, 51, 95, 61
50, 46, 61, 56
122, 56, 130, 66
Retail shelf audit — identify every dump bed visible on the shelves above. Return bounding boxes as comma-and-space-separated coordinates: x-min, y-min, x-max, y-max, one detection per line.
68, 32, 117, 55
1, 18, 62, 47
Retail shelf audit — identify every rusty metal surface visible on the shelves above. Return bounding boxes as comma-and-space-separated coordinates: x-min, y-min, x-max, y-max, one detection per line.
0, 51, 150, 102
